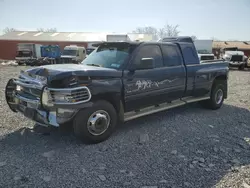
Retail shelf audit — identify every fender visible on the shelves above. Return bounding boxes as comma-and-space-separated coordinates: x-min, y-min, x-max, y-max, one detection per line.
89, 78, 124, 116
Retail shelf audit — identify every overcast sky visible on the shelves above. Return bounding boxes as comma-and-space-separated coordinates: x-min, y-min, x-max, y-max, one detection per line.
0, 0, 249, 40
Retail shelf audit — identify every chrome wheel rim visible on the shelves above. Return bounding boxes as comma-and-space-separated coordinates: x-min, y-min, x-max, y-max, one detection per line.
215, 89, 223, 104
87, 110, 110, 136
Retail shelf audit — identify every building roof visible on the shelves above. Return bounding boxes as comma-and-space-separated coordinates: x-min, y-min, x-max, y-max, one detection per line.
213, 41, 250, 50
0, 31, 153, 42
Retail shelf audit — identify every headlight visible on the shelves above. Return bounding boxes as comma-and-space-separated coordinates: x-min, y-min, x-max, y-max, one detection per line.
224, 55, 231, 60
16, 85, 22, 91
41, 87, 53, 107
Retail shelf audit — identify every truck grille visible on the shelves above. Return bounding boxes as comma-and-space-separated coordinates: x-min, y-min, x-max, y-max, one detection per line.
231, 55, 243, 62
49, 87, 91, 104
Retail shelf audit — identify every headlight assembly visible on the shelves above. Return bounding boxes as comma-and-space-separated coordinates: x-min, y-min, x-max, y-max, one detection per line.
41, 86, 91, 106
41, 87, 53, 107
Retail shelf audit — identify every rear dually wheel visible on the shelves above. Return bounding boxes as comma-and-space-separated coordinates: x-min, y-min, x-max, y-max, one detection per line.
201, 81, 225, 110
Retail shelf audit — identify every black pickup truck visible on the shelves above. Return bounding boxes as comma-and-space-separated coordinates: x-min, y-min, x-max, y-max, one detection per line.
5, 37, 229, 144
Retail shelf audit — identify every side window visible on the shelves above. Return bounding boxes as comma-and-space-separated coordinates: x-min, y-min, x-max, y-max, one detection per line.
181, 46, 198, 64
76, 50, 79, 56
161, 44, 182, 66
134, 45, 163, 68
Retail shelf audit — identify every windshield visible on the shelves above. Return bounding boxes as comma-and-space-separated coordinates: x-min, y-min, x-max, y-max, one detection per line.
224, 47, 238, 51
81, 43, 136, 69
62, 49, 77, 56
16, 51, 32, 57
86, 48, 95, 55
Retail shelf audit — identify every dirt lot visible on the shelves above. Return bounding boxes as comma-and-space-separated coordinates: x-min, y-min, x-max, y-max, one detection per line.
0, 66, 249, 188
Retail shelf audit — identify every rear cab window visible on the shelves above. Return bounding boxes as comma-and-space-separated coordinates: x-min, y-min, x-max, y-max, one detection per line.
179, 43, 200, 65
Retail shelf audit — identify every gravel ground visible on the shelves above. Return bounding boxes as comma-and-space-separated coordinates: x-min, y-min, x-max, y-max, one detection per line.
0, 66, 249, 188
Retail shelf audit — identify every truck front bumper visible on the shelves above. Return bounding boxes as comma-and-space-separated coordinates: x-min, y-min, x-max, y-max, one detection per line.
5, 79, 92, 127
6, 92, 59, 127
229, 61, 245, 67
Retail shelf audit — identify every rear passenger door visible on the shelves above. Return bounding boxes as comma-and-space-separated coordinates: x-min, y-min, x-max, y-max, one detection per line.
160, 43, 186, 100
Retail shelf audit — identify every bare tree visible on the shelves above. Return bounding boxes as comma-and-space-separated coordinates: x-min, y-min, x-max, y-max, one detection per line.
132, 23, 180, 41
3, 27, 17, 34
163, 24, 180, 37
133, 26, 159, 40
37, 28, 57, 32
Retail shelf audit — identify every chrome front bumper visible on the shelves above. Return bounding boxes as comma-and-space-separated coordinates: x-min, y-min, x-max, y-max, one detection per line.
5, 79, 59, 127
5, 77, 91, 127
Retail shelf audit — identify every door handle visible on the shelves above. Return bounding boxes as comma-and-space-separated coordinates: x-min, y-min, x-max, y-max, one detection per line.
127, 78, 133, 81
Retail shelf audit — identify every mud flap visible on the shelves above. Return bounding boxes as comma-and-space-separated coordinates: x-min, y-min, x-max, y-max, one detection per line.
5, 79, 18, 112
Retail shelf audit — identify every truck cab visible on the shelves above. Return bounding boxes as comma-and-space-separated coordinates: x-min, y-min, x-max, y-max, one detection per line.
15, 43, 42, 65
60, 45, 86, 64
193, 40, 215, 61
221, 47, 246, 70
5, 37, 229, 144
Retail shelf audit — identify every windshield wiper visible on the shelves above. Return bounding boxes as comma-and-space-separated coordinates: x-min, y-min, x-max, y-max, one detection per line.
86, 64, 101, 67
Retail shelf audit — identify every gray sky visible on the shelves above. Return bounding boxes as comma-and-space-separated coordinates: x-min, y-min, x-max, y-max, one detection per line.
0, 0, 249, 40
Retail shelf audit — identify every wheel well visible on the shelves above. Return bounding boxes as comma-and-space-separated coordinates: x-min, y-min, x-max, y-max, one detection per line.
212, 75, 228, 98
92, 93, 123, 114
214, 75, 227, 82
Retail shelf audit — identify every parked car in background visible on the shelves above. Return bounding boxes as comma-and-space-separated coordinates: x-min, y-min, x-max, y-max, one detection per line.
5, 37, 229, 144
248, 57, 250, 68
60, 45, 86, 64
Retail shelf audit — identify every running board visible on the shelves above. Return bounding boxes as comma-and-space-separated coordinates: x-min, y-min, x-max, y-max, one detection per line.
124, 96, 210, 122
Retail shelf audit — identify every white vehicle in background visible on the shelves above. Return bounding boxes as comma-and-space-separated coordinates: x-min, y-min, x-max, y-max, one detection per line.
60, 45, 86, 64
106, 34, 130, 42
193, 40, 215, 61
221, 47, 246, 70
246, 56, 250, 68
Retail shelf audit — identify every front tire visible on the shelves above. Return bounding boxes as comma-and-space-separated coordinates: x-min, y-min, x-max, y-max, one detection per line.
201, 81, 225, 110
73, 100, 117, 144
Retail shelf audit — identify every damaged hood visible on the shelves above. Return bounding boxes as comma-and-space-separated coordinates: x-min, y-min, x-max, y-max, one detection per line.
25, 64, 122, 87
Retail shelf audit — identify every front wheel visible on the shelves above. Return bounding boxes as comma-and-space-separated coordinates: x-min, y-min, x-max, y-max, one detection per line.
201, 81, 225, 110
73, 100, 117, 144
